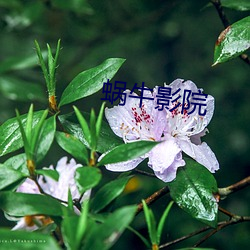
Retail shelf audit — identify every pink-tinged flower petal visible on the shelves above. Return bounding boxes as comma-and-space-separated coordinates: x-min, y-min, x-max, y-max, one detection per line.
105, 90, 166, 142
148, 137, 185, 182
167, 79, 215, 136
105, 156, 145, 172
16, 178, 40, 194
38, 157, 82, 201
178, 139, 219, 173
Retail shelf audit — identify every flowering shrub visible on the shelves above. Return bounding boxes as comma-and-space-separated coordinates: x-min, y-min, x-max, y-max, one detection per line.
0, 1, 249, 250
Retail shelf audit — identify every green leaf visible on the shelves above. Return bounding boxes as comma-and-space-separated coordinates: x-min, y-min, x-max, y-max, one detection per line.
36, 169, 59, 181
73, 106, 91, 147
0, 76, 46, 102
4, 153, 28, 175
56, 131, 89, 165
0, 228, 60, 250
0, 164, 27, 190
59, 58, 125, 106
91, 176, 132, 213
96, 102, 105, 140
213, 16, 250, 65
75, 167, 102, 194
62, 201, 89, 250
157, 201, 174, 244
97, 140, 159, 166
89, 108, 97, 150
83, 205, 137, 250
142, 200, 157, 245
221, 0, 250, 11
62, 215, 80, 250
59, 112, 123, 153
0, 192, 65, 216
36, 116, 56, 162
0, 110, 44, 157
168, 159, 218, 227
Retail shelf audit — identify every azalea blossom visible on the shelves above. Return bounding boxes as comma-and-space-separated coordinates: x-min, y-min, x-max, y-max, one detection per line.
11, 157, 90, 231
103, 79, 219, 182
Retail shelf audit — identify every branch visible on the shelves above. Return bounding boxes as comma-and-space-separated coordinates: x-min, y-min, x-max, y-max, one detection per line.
134, 169, 156, 178
136, 186, 169, 215
218, 176, 250, 198
159, 216, 250, 249
211, 0, 250, 66
193, 216, 250, 247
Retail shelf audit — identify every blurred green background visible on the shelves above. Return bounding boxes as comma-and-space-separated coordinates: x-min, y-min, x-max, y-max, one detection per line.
0, 0, 249, 249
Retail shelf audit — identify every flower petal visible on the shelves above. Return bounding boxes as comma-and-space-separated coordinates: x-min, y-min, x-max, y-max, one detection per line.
179, 139, 219, 173
148, 137, 185, 182
16, 178, 40, 194
167, 79, 215, 136
105, 156, 145, 172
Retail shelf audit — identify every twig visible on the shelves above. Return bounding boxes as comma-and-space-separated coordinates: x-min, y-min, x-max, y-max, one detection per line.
193, 216, 250, 247
136, 186, 169, 215
159, 216, 250, 249
134, 169, 156, 178
218, 176, 250, 198
211, 0, 250, 66
218, 206, 235, 218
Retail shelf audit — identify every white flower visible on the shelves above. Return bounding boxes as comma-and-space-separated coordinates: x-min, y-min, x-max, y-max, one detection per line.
103, 79, 219, 182
12, 157, 90, 231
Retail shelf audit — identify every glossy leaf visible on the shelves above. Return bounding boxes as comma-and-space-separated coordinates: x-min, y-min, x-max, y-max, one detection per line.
0, 164, 27, 190
59, 58, 125, 106
0, 192, 65, 216
73, 106, 91, 147
97, 141, 159, 166
221, 0, 250, 11
0, 76, 46, 102
36, 169, 59, 181
75, 167, 102, 194
168, 159, 218, 227
56, 131, 89, 165
36, 116, 55, 162
0, 228, 60, 250
4, 153, 28, 175
83, 205, 137, 250
213, 16, 250, 65
59, 113, 123, 153
0, 111, 44, 157
91, 176, 132, 213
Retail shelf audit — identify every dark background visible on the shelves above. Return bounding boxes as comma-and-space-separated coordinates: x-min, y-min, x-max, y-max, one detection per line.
0, 0, 249, 249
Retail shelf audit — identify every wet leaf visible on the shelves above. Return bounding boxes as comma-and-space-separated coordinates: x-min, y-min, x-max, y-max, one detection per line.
168, 159, 218, 227
213, 16, 250, 65
0, 111, 44, 157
